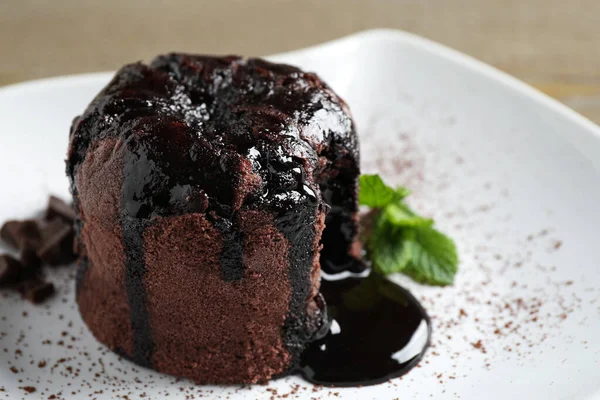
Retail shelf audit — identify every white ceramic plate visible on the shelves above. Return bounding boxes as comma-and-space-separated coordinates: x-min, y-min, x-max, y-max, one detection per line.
1, 29, 599, 400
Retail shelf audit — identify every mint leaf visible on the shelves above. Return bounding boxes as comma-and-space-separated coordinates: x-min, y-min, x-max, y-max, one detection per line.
360, 174, 459, 286
398, 226, 458, 286
359, 174, 409, 208
383, 203, 434, 228
368, 219, 412, 275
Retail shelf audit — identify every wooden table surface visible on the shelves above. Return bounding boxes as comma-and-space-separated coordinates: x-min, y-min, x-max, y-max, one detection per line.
1, 0, 599, 123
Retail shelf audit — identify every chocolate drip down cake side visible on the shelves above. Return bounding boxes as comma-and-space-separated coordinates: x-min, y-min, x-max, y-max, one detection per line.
66, 54, 362, 384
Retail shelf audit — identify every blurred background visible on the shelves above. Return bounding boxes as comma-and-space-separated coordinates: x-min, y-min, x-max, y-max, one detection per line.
1, 0, 598, 123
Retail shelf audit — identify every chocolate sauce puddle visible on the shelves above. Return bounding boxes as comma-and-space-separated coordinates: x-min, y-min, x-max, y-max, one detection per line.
299, 270, 431, 387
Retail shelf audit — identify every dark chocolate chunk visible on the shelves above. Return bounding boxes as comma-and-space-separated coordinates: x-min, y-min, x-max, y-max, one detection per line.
45, 196, 75, 223
39, 218, 68, 242
0, 220, 22, 249
0, 255, 22, 287
37, 223, 76, 266
0, 220, 42, 250
17, 220, 42, 248
22, 280, 55, 304
19, 239, 41, 270
0, 196, 81, 305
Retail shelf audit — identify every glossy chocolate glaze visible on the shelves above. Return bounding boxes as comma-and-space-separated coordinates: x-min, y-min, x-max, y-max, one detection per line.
67, 54, 361, 374
300, 269, 431, 387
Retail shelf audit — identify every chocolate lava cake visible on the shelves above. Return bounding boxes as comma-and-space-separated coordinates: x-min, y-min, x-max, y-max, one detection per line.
66, 54, 361, 384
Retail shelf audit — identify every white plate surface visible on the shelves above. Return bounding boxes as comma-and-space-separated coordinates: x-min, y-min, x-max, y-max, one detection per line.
0, 29, 599, 400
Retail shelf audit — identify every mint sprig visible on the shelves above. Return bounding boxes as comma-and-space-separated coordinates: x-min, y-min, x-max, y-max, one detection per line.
359, 174, 458, 286
359, 174, 410, 208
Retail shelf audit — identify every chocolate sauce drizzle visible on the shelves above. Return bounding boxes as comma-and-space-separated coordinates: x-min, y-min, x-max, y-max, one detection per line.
211, 216, 245, 282
300, 269, 432, 387
121, 145, 155, 368
275, 200, 323, 365
121, 217, 154, 367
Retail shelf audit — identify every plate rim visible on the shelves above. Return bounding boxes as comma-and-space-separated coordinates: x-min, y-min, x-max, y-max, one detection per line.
0, 28, 598, 141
